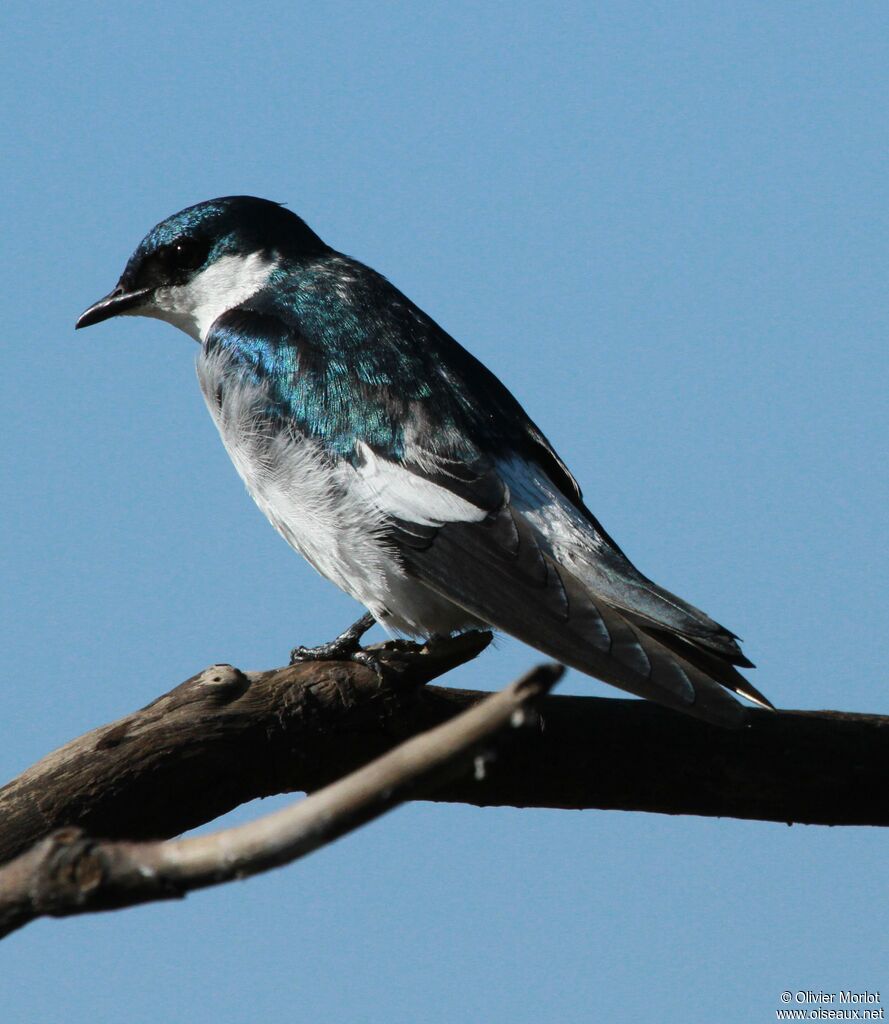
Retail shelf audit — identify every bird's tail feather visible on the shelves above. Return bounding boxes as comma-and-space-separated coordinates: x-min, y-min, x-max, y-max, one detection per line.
621, 615, 774, 710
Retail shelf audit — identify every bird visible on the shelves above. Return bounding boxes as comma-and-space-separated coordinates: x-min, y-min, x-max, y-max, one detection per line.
76, 195, 771, 726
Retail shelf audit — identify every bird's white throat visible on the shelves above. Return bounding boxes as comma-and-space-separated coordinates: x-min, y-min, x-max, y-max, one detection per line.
140, 251, 279, 342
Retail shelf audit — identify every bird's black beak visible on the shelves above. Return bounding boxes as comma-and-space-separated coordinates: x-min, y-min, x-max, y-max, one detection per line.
75, 283, 152, 329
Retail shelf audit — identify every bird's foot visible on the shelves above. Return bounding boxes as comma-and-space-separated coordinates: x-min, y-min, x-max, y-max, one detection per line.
290, 612, 383, 678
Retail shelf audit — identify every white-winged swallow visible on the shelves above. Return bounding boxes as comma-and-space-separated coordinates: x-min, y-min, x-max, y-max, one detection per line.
77, 196, 771, 725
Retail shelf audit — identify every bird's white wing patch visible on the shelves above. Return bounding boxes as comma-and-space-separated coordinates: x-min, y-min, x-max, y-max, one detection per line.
354, 442, 488, 526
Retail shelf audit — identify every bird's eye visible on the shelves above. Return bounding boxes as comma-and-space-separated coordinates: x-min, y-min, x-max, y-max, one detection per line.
157, 238, 209, 274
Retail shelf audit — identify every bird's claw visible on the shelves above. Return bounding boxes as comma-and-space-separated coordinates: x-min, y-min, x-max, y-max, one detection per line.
289, 612, 383, 678
289, 641, 385, 681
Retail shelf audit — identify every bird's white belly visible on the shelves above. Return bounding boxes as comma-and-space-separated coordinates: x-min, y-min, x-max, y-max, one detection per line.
195, 347, 478, 637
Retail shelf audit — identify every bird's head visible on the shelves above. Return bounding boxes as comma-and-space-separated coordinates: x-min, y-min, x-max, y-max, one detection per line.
75, 196, 327, 340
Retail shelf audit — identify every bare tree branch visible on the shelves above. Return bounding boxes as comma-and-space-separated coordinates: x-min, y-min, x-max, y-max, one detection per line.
0, 660, 561, 940
1, 629, 888, 911
0, 632, 496, 865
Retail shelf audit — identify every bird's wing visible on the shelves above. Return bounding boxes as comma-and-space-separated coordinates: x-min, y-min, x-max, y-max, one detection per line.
352, 442, 762, 726
210, 273, 767, 724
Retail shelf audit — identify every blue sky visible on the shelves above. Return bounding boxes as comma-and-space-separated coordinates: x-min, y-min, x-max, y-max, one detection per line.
2, 3, 888, 1021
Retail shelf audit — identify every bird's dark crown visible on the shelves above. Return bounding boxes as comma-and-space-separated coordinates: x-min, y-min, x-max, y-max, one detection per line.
120, 196, 329, 291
